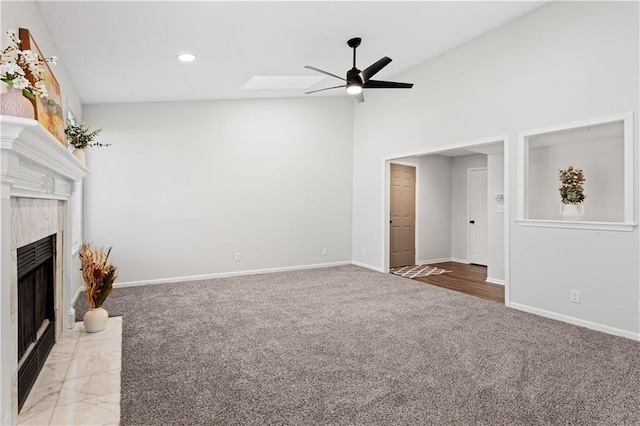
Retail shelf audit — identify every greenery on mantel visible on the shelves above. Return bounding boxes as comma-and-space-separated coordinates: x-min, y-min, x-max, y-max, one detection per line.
65, 122, 110, 149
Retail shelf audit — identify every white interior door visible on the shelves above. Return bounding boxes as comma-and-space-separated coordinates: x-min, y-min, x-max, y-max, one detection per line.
468, 168, 488, 266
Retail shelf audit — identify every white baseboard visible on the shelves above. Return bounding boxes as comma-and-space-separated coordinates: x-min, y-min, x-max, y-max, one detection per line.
486, 277, 505, 286
65, 286, 83, 328
417, 258, 451, 265
65, 308, 76, 328
351, 261, 385, 273
510, 302, 640, 341
450, 257, 470, 264
114, 261, 353, 288
71, 286, 82, 305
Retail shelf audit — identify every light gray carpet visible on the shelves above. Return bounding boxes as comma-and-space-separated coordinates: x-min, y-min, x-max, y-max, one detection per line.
75, 265, 640, 425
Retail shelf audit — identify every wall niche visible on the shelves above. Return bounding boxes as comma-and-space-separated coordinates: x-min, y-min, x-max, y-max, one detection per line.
517, 112, 633, 231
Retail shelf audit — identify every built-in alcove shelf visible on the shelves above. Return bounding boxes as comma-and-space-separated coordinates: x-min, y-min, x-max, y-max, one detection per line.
516, 219, 635, 232
517, 112, 634, 230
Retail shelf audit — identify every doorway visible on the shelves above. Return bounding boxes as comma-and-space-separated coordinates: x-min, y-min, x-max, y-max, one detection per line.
384, 137, 509, 305
389, 163, 416, 268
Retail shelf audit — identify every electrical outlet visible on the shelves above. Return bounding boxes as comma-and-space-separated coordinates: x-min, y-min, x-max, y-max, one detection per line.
234, 253, 241, 261
361, 248, 366, 256
322, 248, 328, 256
570, 290, 581, 304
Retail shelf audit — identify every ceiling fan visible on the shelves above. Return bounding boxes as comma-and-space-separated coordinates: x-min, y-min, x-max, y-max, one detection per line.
304, 37, 413, 103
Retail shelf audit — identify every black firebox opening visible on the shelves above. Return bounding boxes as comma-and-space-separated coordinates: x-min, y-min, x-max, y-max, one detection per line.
17, 234, 56, 412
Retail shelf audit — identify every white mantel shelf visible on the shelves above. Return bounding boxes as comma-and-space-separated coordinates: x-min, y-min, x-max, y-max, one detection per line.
0, 115, 89, 425
1, 115, 89, 198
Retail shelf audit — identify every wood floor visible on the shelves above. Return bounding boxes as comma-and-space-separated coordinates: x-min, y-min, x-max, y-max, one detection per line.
412, 261, 505, 304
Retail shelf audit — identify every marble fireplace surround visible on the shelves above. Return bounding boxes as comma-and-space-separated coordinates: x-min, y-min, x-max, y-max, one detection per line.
0, 116, 89, 426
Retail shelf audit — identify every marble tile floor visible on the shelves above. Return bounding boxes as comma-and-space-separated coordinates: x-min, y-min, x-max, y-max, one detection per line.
17, 317, 122, 426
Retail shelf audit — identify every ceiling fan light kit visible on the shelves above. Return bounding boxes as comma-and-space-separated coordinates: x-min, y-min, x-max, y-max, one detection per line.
305, 37, 413, 103
346, 84, 362, 95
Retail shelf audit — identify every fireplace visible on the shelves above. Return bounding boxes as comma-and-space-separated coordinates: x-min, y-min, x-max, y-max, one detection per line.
17, 235, 56, 411
1, 116, 89, 424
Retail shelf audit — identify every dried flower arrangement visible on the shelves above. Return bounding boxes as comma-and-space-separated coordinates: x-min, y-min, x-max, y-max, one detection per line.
80, 242, 118, 309
65, 122, 110, 149
0, 29, 56, 99
559, 166, 586, 204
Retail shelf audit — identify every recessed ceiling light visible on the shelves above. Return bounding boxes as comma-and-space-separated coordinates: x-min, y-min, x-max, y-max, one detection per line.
177, 53, 196, 63
241, 75, 324, 90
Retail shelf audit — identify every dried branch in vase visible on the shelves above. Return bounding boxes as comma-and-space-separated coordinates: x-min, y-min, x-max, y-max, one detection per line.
80, 242, 117, 309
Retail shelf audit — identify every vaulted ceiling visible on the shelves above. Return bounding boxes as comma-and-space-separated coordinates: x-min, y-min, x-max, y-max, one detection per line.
37, 1, 545, 104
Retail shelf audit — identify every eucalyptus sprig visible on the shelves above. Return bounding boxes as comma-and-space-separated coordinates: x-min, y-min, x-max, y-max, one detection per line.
65, 122, 110, 149
559, 166, 586, 204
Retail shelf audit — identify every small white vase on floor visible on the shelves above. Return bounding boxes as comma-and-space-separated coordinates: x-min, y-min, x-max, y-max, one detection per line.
560, 203, 584, 221
0, 86, 35, 119
73, 148, 86, 165
84, 307, 108, 332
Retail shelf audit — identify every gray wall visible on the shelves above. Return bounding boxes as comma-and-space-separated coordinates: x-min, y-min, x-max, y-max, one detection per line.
84, 97, 354, 283
352, 1, 639, 335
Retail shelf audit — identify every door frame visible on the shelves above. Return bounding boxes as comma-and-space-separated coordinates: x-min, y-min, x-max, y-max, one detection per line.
383, 134, 511, 307
388, 161, 419, 269
467, 167, 488, 266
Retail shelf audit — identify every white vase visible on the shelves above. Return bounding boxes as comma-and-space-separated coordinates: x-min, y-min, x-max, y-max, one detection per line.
560, 203, 584, 221
73, 148, 86, 165
83, 307, 108, 333
0, 86, 35, 119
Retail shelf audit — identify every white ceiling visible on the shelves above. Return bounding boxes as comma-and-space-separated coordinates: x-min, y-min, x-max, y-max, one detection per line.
36, 1, 546, 104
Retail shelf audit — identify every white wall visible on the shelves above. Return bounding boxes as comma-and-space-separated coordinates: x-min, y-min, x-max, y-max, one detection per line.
1, 0, 83, 120
451, 154, 487, 261
352, 1, 639, 336
83, 97, 354, 283
487, 154, 505, 282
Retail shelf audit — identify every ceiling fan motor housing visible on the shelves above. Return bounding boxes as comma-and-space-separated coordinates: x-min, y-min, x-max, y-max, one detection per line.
347, 68, 363, 85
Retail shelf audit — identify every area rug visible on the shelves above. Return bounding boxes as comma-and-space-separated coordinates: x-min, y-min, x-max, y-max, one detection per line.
75, 265, 640, 425
389, 264, 451, 278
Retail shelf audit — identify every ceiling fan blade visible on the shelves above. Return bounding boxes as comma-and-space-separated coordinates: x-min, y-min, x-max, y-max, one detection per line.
354, 91, 364, 103
305, 85, 346, 94
361, 57, 392, 82
363, 80, 413, 89
304, 65, 346, 81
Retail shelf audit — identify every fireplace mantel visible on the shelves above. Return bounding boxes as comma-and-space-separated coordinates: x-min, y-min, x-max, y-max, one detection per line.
1, 115, 89, 197
0, 115, 89, 425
